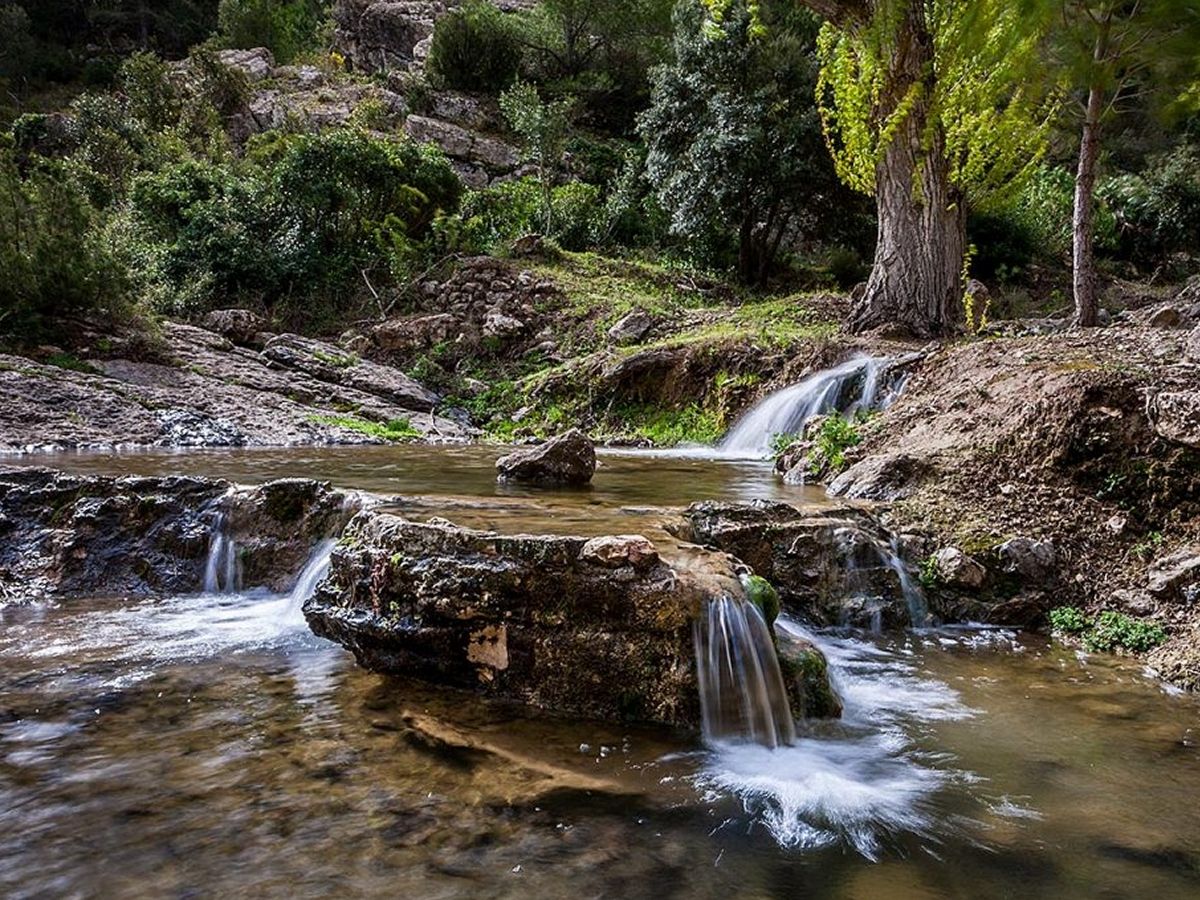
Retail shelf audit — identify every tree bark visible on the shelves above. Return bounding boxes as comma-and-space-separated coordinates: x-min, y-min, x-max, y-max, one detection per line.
1073, 23, 1110, 328
847, 3, 966, 337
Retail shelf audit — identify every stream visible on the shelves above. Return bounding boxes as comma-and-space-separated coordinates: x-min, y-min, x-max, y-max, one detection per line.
2, 446, 1199, 898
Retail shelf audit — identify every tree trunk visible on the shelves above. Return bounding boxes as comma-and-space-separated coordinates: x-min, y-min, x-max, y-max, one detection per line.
1073, 24, 1110, 328
848, 4, 966, 338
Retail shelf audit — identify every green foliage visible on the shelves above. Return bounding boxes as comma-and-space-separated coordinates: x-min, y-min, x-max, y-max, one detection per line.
918, 555, 940, 589
308, 414, 420, 441
809, 412, 865, 472
427, 0, 521, 92
1099, 145, 1200, 270
500, 80, 573, 233
1049, 606, 1166, 654
0, 148, 128, 341
769, 432, 797, 460
511, 0, 674, 130
813, 0, 1056, 209
0, 5, 37, 84
1084, 611, 1166, 654
123, 130, 462, 323
218, 0, 332, 64
619, 402, 725, 445
640, 1, 855, 284
1048, 605, 1090, 634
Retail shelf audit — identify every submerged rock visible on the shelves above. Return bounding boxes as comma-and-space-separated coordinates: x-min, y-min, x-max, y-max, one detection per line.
0, 469, 358, 602
303, 510, 840, 727
495, 428, 596, 485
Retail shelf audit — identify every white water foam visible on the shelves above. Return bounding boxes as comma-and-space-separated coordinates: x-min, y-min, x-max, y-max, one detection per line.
695, 616, 978, 857
719, 356, 894, 459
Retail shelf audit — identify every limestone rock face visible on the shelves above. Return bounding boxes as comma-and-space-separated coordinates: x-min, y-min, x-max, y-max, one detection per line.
0, 470, 356, 602
826, 452, 929, 501
671, 500, 923, 628
1150, 391, 1200, 449
302, 510, 840, 725
495, 428, 596, 485
262, 333, 440, 412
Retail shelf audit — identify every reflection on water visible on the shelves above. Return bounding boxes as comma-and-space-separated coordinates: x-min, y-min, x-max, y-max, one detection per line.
2, 447, 1200, 897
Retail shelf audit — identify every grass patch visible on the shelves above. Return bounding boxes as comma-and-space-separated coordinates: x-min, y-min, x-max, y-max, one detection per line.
309, 414, 420, 441
46, 353, 100, 374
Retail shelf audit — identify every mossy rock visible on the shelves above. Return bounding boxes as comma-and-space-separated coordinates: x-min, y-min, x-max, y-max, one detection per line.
779, 644, 842, 719
744, 574, 781, 629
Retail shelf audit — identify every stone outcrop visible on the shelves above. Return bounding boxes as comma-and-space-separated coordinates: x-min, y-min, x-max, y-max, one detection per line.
303, 509, 839, 725
0, 321, 469, 452
670, 500, 927, 628
403, 115, 521, 187
495, 428, 596, 484
0, 470, 357, 603
351, 256, 563, 369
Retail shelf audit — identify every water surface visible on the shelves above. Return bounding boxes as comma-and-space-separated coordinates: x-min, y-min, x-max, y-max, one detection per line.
2, 447, 1198, 898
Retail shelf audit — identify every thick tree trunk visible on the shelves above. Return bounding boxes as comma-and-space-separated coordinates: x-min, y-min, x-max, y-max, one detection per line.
1073, 25, 1109, 327
847, 4, 966, 338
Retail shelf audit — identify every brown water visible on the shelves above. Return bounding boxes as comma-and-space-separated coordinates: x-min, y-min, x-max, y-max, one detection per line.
2, 447, 1199, 898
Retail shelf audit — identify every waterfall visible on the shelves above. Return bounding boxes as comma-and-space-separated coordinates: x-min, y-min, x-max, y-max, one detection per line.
202, 513, 240, 594
881, 536, 929, 629
278, 538, 337, 627
719, 356, 894, 458
694, 595, 796, 749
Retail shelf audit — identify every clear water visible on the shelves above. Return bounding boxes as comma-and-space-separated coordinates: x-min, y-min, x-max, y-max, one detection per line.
2, 447, 1200, 898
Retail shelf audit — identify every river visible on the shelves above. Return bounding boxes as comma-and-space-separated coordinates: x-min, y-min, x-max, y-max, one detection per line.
2, 446, 1198, 898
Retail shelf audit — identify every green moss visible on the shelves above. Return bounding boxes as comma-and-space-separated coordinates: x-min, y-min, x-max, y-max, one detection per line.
312, 349, 358, 369
46, 353, 100, 374
779, 647, 842, 719
309, 414, 420, 441
744, 575, 780, 629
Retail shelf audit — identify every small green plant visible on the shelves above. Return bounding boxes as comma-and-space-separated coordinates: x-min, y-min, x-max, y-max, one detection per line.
769, 431, 797, 460
1049, 606, 1165, 654
1132, 531, 1164, 562
309, 414, 420, 441
1048, 605, 1090, 635
810, 413, 865, 472
918, 555, 941, 589
1084, 611, 1166, 654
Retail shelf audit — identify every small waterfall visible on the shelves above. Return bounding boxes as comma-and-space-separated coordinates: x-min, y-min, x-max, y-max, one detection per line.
881, 537, 929, 629
202, 513, 240, 594
694, 595, 796, 749
278, 539, 337, 626
719, 356, 893, 458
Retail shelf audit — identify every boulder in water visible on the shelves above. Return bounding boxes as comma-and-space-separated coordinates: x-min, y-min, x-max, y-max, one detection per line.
495, 428, 596, 485
303, 510, 840, 729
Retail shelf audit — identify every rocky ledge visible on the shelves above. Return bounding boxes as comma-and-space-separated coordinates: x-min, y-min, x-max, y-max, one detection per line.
0, 320, 471, 453
303, 510, 841, 726
0, 468, 359, 602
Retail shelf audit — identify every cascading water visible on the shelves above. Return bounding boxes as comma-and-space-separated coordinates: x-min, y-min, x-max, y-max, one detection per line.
882, 536, 929, 629
694, 595, 796, 749
202, 512, 240, 594
719, 356, 896, 458
277, 538, 337, 627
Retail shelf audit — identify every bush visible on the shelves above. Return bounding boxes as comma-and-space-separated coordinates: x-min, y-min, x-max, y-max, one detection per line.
218, 0, 331, 65
1084, 611, 1166, 654
810, 413, 864, 471
0, 150, 128, 340
124, 130, 463, 324
1099, 145, 1200, 270
427, 0, 521, 93
1048, 606, 1089, 635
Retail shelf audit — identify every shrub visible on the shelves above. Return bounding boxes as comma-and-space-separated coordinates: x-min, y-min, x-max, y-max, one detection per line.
427, 0, 521, 93
217, 0, 331, 65
1099, 145, 1200, 270
548, 180, 602, 250
0, 150, 128, 341
810, 413, 864, 472
124, 130, 463, 324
